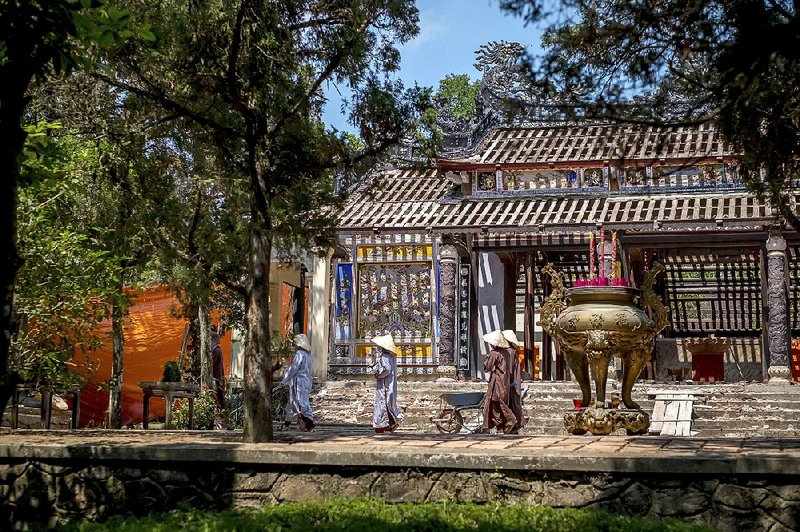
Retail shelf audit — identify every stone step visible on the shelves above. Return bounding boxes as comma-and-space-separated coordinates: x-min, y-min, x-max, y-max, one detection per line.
702, 401, 800, 410
313, 380, 800, 437
691, 429, 800, 438
318, 395, 796, 412
692, 418, 799, 431
319, 389, 800, 404
694, 405, 800, 420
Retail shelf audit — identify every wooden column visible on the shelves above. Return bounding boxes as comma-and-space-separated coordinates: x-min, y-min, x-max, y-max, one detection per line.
436, 245, 458, 379
524, 253, 537, 378
542, 279, 553, 381
765, 233, 791, 383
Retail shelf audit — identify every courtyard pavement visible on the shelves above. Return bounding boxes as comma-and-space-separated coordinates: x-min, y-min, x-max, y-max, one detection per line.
1, 427, 799, 476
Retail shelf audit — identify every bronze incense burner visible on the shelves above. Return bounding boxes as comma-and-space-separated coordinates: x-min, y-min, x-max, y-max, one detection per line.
540, 263, 669, 435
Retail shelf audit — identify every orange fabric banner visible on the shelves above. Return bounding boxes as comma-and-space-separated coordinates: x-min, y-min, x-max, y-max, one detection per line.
75, 287, 231, 427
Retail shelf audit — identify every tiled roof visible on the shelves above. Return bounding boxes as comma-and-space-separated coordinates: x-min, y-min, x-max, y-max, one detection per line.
338, 169, 780, 232
439, 124, 731, 167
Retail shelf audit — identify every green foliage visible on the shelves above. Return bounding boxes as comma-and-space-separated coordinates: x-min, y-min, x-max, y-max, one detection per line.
162, 361, 180, 383
436, 74, 482, 125
12, 124, 122, 387
0, 0, 134, 79
65, 498, 712, 531
271, 330, 295, 361
222, 385, 287, 430
223, 387, 244, 430
172, 389, 219, 430
0, 0, 137, 412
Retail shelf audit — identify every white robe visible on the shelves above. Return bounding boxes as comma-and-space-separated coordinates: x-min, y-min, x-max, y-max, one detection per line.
281, 348, 313, 422
372, 350, 404, 429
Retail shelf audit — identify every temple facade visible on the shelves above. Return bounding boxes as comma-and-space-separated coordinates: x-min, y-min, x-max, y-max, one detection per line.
323, 123, 799, 384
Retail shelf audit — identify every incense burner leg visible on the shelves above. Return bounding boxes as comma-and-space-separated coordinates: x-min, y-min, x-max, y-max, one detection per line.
620, 348, 649, 410
585, 330, 612, 406
564, 348, 591, 407
588, 350, 612, 407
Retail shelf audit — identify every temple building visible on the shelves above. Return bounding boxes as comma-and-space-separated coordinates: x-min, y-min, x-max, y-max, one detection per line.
323, 123, 799, 384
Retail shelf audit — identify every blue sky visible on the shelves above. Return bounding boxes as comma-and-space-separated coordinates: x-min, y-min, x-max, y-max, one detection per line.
322, 0, 544, 132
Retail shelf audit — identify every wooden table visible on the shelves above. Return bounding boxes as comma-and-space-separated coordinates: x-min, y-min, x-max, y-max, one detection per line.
139, 382, 200, 429
11, 384, 80, 429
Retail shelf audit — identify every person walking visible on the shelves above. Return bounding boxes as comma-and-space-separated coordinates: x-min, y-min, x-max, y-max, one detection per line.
210, 331, 226, 408
280, 333, 315, 431
481, 330, 517, 434
370, 334, 404, 433
502, 329, 526, 433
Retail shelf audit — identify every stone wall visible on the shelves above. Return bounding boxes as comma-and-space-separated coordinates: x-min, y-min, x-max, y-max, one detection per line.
1, 458, 797, 531
655, 337, 764, 382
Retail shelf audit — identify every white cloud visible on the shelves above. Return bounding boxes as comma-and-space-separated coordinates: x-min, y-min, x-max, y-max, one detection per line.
404, 8, 449, 49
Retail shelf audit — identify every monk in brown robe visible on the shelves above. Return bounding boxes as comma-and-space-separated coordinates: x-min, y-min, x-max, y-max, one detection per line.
502, 330, 526, 433
481, 330, 517, 434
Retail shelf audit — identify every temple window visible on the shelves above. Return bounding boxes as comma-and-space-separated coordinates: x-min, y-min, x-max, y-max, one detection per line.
624, 166, 647, 187
582, 167, 605, 187
619, 163, 739, 189
477, 171, 497, 191
472, 167, 609, 194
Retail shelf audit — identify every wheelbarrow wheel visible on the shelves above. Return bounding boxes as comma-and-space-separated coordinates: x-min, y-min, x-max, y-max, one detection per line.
433, 408, 464, 434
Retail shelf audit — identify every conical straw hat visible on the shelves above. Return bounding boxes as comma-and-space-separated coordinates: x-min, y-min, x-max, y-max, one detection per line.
370, 334, 398, 354
293, 333, 311, 352
482, 330, 509, 348
502, 329, 521, 347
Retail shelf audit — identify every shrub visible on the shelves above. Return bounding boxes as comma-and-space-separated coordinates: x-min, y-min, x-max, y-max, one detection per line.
162, 361, 180, 383
219, 386, 284, 430
223, 387, 244, 429
172, 389, 219, 430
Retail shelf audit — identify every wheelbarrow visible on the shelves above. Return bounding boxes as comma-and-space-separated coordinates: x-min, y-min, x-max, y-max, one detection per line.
430, 391, 485, 434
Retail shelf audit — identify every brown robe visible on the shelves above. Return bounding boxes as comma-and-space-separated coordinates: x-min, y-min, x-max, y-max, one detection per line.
482, 347, 517, 432
212, 344, 225, 408
505, 347, 525, 429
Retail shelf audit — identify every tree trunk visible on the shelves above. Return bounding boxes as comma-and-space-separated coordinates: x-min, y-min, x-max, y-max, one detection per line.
198, 303, 212, 389
243, 218, 274, 442
0, 74, 31, 420
108, 286, 125, 429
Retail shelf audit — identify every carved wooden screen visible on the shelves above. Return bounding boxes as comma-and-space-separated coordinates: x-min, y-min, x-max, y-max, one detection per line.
663, 252, 762, 334
280, 282, 297, 339
789, 246, 800, 334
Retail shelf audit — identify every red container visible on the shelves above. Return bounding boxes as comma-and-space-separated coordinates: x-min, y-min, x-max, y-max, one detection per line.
692, 352, 724, 383
572, 399, 583, 409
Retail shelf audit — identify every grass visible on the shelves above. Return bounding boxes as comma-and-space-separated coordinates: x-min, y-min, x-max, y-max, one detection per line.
62, 498, 713, 531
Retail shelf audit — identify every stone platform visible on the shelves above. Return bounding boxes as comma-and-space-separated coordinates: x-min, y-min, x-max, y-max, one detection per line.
1, 429, 799, 531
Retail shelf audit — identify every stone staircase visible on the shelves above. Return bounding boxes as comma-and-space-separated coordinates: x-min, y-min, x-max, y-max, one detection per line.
312, 380, 800, 437
2, 381, 796, 437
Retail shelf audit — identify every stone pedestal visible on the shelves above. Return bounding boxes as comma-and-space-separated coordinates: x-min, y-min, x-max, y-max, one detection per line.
564, 407, 650, 435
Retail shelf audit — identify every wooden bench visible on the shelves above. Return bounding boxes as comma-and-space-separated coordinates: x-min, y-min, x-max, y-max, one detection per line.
11, 384, 80, 430
139, 382, 200, 430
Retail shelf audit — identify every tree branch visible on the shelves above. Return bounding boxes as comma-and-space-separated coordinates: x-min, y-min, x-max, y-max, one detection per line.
90, 72, 241, 139
227, 0, 248, 116
288, 15, 345, 31
268, 16, 375, 139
